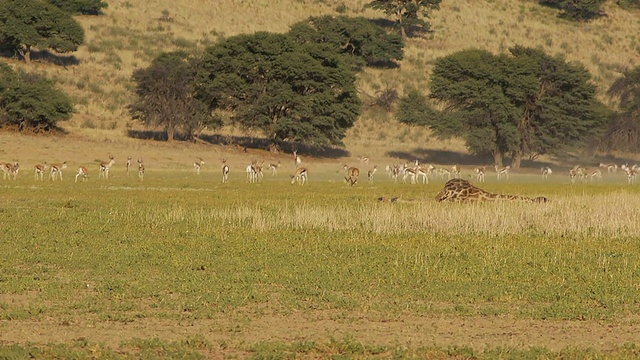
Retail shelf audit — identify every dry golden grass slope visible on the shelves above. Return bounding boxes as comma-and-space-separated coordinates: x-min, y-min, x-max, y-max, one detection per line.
3, 0, 640, 164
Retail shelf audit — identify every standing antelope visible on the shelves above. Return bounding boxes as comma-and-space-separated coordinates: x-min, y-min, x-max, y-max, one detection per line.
137, 159, 145, 181
5, 161, 19, 180
473, 166, 486, 183
34, 162, 48, 181
541, 166, 552, 180
194, 157, 205, 175
126, 156, 132, 175
267, 161, 281, 176
495, 165, 510, 181
293, 150, 302, 168
343, 165, 359, 186
75, 166, 89, 182
222, 159, 229, 183
49, 162, 67, 181
451, 164, 461, 179
367, 165, 378, 184
0, 162, 10, 180
291, 167, 308, 185
99, 155, 115, 179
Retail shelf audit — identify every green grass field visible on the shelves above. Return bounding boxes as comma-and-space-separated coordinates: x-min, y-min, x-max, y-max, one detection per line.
2, 168, 640, 358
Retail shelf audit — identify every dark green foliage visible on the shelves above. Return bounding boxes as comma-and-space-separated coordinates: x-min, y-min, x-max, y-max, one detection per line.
396, 87, 441, 128
538, 0, 607, 21
616, 0, 640, 9
602, 66, 640, 152
0, 0, 84, 63
288, 16, 404, 70
46, 0, 108, 15
129, 51, 222, 142
0, 64, 73, 131
365, 0, 442, 37
197, 32, 361, 148
421, 46, 607, 167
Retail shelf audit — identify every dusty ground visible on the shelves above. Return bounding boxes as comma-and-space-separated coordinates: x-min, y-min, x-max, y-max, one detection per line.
1, 310, 639, 354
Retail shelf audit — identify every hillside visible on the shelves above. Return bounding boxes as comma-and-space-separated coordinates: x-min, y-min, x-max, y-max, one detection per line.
4, 0, 640, 163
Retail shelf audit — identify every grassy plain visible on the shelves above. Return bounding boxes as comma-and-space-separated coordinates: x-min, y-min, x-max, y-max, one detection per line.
2, 154, 640, 357
2, 0, 640, 357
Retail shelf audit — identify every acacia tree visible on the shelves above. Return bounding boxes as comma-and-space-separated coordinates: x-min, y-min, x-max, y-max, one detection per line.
365, 0, 442, 38
0, 0, 84, 63
288, 15, 404, 70
400, 47, 608, 167
538, 0, 607, 21
602, 66, 640, 152
0, 63, 73, 131
129, 52, 221, 142
196, 32, 361, 150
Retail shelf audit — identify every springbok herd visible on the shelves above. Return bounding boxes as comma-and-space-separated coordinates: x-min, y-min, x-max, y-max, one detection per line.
1, 155, 638, 186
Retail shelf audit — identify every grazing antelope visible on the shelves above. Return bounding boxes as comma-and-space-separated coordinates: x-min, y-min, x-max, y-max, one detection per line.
5, 161, 19, 180
49, 162, 67, 181
367, 165, 378, 184
495, 164, 510, 181
75, 166, 89, 182
343, 164, 359, 186
34, 162, 48, 181
359, 155, 370, 164
541, 166, 552, 180
137, 159, 145, 181
99, 155, 115, 179
194, 157, 204, 175
267, 161, 281, 176
222, 159, 229, 183
588, 169, 602, 182
599, 162, 617, 173
290, 167, 308, 185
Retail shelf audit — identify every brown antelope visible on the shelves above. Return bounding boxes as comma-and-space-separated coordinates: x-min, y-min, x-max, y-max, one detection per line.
137, 159, 145, 181
194, 157, 204, 175
75, 166, 89, 182
99, 155, 115, 179
222, 159, 229, 183
343, 164, 359, 186
367, 165, 378, 184
49, 162, 67, 181
34, 162, 47, 181
291, 167, 308, 185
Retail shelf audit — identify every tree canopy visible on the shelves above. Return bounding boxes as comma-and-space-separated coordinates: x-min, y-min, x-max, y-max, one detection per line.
0, 63, 74, 132
538, 0, 607, 21
0, 0, 85, 63
288, 15, 404, 70
365, 0, 442, 38
46, 0, 108, 15
601, 66, 640, 152
129, 51, 221, 142
196, 31, 362, 150
399, 46, 608, 167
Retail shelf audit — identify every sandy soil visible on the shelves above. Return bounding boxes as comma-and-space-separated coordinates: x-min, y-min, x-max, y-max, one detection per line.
2, 310, 639, 354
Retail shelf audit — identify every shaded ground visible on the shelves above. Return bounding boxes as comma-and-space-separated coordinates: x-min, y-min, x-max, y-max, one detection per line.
1, 310, 639, 354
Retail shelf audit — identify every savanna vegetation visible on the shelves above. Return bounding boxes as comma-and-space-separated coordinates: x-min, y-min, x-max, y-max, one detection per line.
1, 0, 640, 358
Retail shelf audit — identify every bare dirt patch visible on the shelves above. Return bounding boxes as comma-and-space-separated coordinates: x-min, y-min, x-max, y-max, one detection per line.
1, 311, 638, 353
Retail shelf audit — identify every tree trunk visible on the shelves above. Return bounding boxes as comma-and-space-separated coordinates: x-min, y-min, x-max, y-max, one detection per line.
511, 151, 522, 169
492, 150, 503, 167
167, 126, 175, 142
